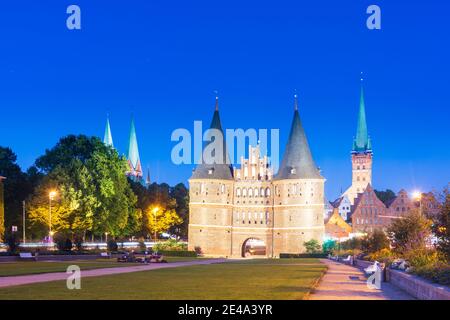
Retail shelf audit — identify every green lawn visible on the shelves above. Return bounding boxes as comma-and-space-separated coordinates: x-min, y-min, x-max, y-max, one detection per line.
0, 256, 198, 277
0, 259, 326, 300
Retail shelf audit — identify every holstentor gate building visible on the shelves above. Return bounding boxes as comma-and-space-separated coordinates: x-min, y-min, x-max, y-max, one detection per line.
188, 95, 325, 258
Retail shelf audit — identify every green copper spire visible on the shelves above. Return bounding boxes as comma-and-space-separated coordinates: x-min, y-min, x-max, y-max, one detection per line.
353, 85, 372, 153
103, 115, 114, 148
127, 116, 143, 180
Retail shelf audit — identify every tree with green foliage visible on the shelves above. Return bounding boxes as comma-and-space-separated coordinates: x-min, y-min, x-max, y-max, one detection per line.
387, 210, 433, 254
433, 188, 449, 260
169, 183, 189, 238
28, 135, 138, 239
322, 239, 336, 253
0, 147, 33, 235
366, 229, 390, 253
145, 206, 182, 240
129, 181, 187, 239
374, 189, 396, 206
304, 239, 322, 254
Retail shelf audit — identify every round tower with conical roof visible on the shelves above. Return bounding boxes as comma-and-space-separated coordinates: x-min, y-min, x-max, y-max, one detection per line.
271, 95, 325, 256
188, 97, 235, 257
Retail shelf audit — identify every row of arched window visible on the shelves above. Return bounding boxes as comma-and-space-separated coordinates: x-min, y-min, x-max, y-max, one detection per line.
236, 187, 271, 198
236, 212, 270, 225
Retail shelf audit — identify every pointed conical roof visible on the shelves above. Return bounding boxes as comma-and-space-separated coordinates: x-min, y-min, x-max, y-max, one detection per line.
191, 97, 233, 180
127, 117, 142, 176
353, 86, 372, 153
103, 115, 114, 148
275, 95, 322, 180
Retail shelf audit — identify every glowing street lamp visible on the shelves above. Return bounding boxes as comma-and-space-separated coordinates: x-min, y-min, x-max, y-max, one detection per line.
412, 191, 422, 201
412, 190, 422, 216
49, 190, 57, 243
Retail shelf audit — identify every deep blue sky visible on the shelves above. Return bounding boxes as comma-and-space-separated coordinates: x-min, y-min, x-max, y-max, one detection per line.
0, 0, 449, 200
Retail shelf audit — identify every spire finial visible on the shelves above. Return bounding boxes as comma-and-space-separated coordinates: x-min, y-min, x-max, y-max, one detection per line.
294, 89, 298, 111
214, 90, 219, 111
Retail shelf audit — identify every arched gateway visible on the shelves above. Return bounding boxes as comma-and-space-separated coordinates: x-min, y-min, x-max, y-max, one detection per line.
242, 238, 267, 258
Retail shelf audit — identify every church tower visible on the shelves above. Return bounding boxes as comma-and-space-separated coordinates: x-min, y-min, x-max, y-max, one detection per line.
126, 117, 143, 182
188, 96, 234, 257
344, 84, 373, 204
272, 94, 325, 256
103, 115, 114, 148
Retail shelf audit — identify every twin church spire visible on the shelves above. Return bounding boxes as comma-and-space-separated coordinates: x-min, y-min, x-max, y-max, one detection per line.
102, 115, 147, 184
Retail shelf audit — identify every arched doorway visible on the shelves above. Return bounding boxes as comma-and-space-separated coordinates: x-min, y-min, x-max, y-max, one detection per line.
242, 238, 267, 258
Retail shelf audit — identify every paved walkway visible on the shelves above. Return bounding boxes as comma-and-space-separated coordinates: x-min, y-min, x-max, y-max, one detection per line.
0, 259, 226, 289
310, 259, 414, 300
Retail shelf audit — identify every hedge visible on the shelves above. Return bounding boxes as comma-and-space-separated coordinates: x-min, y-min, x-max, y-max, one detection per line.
157, 250, 198, 257
280, 253, 328, 259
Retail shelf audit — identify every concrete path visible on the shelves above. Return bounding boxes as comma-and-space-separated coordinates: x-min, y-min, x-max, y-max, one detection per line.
310, 259, 414, 300
0, 259, 226, 289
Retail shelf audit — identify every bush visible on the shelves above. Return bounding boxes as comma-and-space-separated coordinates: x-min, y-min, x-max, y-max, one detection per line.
55, 238, 73, 252
341, 237, 363, 251
388, 211, 433, 254
107, 239, 119, 252
157, 250, 197, 257
303, 239, 321, 254
366, 229, 390, 254
153, 239, 187, 252
322, 240, 336, 253
280, 253, 327, 259
404, 249, 443, 269
412, 262, 450, 286
5, 233, 20, 254
367, 248, 395, 264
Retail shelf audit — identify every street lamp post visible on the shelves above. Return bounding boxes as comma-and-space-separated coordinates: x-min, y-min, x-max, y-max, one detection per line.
412, 191, 422, 216
49, 191, 57, 243
152, 207, 160, 242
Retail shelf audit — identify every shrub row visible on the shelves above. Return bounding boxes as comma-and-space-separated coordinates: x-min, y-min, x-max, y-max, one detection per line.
280, 253, 327, 259
157, 250, 197, 257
